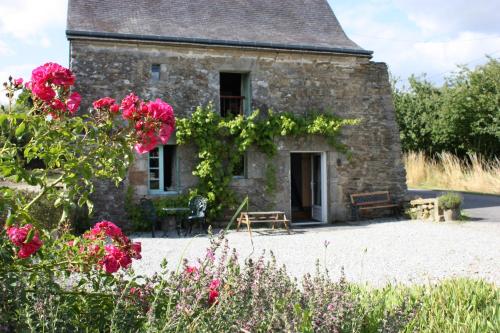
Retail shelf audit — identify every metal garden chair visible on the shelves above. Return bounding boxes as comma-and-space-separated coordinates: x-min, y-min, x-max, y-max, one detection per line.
140, 197, 159, 238
184, 196, 208, 235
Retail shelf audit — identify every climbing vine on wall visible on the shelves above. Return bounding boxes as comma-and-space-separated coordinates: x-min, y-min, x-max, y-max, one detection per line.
176, 104, 359, 219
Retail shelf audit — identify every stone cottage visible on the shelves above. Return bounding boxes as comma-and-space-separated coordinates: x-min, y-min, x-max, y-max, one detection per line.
66, 0, 407, 224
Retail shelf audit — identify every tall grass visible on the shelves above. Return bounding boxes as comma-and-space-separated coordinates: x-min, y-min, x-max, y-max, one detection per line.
404, 151, 500, 194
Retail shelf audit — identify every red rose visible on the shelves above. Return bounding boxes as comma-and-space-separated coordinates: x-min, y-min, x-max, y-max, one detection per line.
208, 289, 219, 305
6, 226, 28, 246
100, 254, 120, 274
110, 104, 120, 113
130, 242, 142, 260
51, 99, 66, 111
93, 97, 115, 110
6, 224, 43, 258
31, 83, 55, 102
88, 220, 123, 239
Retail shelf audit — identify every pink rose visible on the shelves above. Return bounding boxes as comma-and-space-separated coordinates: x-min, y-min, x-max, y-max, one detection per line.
209, 279, 220, 290
140, 103, 149, 115
100, 245, 132, 273
134, 131, 158, 154
42, 62, 75, 86
13, 78, 23, 86
18, 238, 42, 258
185, 266, 199, 274
159, 123, 174, 144
120, 93, 140, 120
30, 62, 75, 87
147, 99, 174, 123
67, 92, 81, 114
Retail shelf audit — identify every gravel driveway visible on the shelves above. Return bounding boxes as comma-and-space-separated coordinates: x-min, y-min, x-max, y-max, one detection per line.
132, 218, 500, 286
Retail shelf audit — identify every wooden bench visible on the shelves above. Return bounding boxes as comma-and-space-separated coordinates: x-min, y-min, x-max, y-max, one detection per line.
350, 191, 399, 220
236, 211, 290, 236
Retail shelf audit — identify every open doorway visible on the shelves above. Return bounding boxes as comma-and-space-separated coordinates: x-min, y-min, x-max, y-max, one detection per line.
290, 152, 326, 223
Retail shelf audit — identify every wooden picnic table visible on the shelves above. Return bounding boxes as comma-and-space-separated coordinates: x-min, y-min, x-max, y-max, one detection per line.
236, 211, 290, 236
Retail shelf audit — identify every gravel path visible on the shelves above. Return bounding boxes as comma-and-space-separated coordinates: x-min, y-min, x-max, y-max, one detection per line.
131, 219, 500, 286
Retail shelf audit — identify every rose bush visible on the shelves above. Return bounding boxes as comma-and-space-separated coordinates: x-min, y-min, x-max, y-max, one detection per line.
1, 62, 174, 229
0, 63, 165, 330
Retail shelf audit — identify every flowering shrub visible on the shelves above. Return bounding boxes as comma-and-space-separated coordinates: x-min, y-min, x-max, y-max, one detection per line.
0, 63, 162, 330
1, 63, 175, 232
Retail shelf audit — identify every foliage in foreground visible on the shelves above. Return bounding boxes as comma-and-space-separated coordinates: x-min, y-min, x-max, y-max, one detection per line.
404, 151, 500, 194
393, 57, 500, 158
1, 231, 498, 333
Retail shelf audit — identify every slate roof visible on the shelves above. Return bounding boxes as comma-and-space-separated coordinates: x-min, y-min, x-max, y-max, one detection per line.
67, 0, 371, 56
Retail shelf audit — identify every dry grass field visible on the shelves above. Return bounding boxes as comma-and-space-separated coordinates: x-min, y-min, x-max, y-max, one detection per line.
404, 151, 500, 194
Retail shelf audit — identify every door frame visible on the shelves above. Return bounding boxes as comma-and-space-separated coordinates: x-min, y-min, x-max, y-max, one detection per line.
289, 151, 328, 225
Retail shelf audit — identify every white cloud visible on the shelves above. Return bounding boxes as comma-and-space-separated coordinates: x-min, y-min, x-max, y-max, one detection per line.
412, 32, 500, 76
332, 0, 500, 84
0, 0, 67, 46
395, 0, 500, 36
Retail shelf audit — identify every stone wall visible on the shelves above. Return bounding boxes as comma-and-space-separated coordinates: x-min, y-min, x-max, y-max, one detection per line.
69, 39, 407, 223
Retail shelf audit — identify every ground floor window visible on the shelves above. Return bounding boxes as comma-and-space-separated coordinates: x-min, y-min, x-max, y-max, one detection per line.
232, 154, 246, 178
148, 145, 178, 193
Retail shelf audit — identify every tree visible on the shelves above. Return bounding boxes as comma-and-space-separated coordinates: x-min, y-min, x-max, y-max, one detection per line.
393, 57, 500, 157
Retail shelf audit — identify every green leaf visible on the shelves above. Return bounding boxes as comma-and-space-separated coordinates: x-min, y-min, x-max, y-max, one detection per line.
24, 227, 35, 244
15, 121, 26, 137
0, 114, 8, 126
5, 213, 15, 227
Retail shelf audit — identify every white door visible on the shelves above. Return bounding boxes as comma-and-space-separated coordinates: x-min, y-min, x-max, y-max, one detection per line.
311, 154, 323, 221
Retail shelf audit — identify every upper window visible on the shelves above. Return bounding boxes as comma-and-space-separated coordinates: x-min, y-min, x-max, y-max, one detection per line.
148, 145, 178, 193
151, 64, 161, 81
220, 72, 251, 117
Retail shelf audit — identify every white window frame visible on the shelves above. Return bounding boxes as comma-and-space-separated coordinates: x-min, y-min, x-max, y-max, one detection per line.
148, 145, 179, 195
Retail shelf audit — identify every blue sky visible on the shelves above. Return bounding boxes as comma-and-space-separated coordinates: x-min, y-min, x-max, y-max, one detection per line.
1, 0, 499, 102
